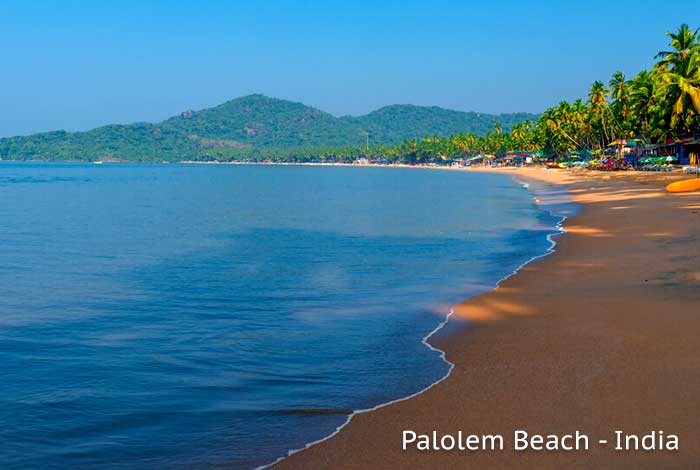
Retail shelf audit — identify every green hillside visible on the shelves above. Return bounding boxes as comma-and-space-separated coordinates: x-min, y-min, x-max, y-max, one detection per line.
342, 104, 537, 145
159, 94, 367, 149
0, 94, 538, 162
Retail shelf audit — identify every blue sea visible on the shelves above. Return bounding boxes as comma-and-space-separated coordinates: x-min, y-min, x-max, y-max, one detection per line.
0, 163, 573, 469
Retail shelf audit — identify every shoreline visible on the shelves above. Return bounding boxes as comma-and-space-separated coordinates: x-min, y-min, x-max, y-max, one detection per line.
272, 167, 700, 469
257, 170, 573, 470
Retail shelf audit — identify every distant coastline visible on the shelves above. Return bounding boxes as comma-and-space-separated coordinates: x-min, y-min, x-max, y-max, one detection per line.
0, 94, 536, 163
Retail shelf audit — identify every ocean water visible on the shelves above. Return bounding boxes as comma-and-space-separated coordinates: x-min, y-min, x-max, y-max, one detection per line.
0, 163, 571, 469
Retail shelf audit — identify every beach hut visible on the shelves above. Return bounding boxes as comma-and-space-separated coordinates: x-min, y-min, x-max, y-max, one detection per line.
499, 151, 527, 167
465, 155, 489, 166
677, 138, 700, 165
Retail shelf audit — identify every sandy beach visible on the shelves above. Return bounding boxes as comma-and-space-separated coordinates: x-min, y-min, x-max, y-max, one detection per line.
273, 168, 700, 469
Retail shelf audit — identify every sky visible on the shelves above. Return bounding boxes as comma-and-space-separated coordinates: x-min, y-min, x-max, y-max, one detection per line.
0, 0, 698, 137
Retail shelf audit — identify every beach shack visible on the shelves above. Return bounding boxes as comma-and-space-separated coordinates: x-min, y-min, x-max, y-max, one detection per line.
606, 139, 644, 159
499, 151, 527, 167
465, 155, 494, 166
639, 142, 675, 159
676, 137, 700, 165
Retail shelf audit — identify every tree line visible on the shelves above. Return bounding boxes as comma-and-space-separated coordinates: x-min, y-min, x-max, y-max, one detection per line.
203, 24, 698, 165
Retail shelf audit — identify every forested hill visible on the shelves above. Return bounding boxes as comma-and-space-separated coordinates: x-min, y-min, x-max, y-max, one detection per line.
340, 104, 536, 145
0, 94, 538, 162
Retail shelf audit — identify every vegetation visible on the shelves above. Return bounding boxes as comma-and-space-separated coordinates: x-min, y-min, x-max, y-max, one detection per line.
0, 95, 535, 162
340, 23, 699, 165
1, 25, 697, 165
340, 105, 534, 144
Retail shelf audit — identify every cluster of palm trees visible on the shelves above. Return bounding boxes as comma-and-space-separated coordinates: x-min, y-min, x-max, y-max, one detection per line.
206, 25, 698, 165
536, 25, 699, 155
368, 24, 700, 163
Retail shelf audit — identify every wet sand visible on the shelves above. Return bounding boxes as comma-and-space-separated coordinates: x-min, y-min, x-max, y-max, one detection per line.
273, 168, 700, 469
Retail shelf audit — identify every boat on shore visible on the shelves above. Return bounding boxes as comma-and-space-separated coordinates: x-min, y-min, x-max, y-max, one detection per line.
666, 178, 700, 193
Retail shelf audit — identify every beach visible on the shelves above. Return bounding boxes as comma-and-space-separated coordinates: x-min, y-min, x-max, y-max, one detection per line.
273, 168, 700, 469
5, 163, 558, 468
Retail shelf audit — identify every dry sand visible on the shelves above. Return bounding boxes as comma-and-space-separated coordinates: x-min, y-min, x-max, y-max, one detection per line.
272, 168, 700, 470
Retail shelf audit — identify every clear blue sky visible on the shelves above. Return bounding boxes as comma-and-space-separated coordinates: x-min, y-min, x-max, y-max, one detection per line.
1, 0, 697, 137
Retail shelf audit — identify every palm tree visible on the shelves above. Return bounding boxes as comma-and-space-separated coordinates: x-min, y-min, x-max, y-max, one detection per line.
655, 23, 700, 64
589, 80, 611, 145
609, 71, 631, 136
453, 133, 479, 156
655, 24, 700, 135
511, 123, 525, 148
629, 70, 657, 138
540, 101, 582, 154
519, 120, 539, 150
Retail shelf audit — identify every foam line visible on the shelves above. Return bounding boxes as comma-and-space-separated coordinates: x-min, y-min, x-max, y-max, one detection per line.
256, 175, 571, 470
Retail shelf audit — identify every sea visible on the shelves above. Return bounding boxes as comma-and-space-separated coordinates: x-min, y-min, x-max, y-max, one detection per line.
0, 163, 575, 469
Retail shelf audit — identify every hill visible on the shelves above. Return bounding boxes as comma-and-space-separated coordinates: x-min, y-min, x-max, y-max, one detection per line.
0, 95, 538, 162
341, 104, 536, 145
